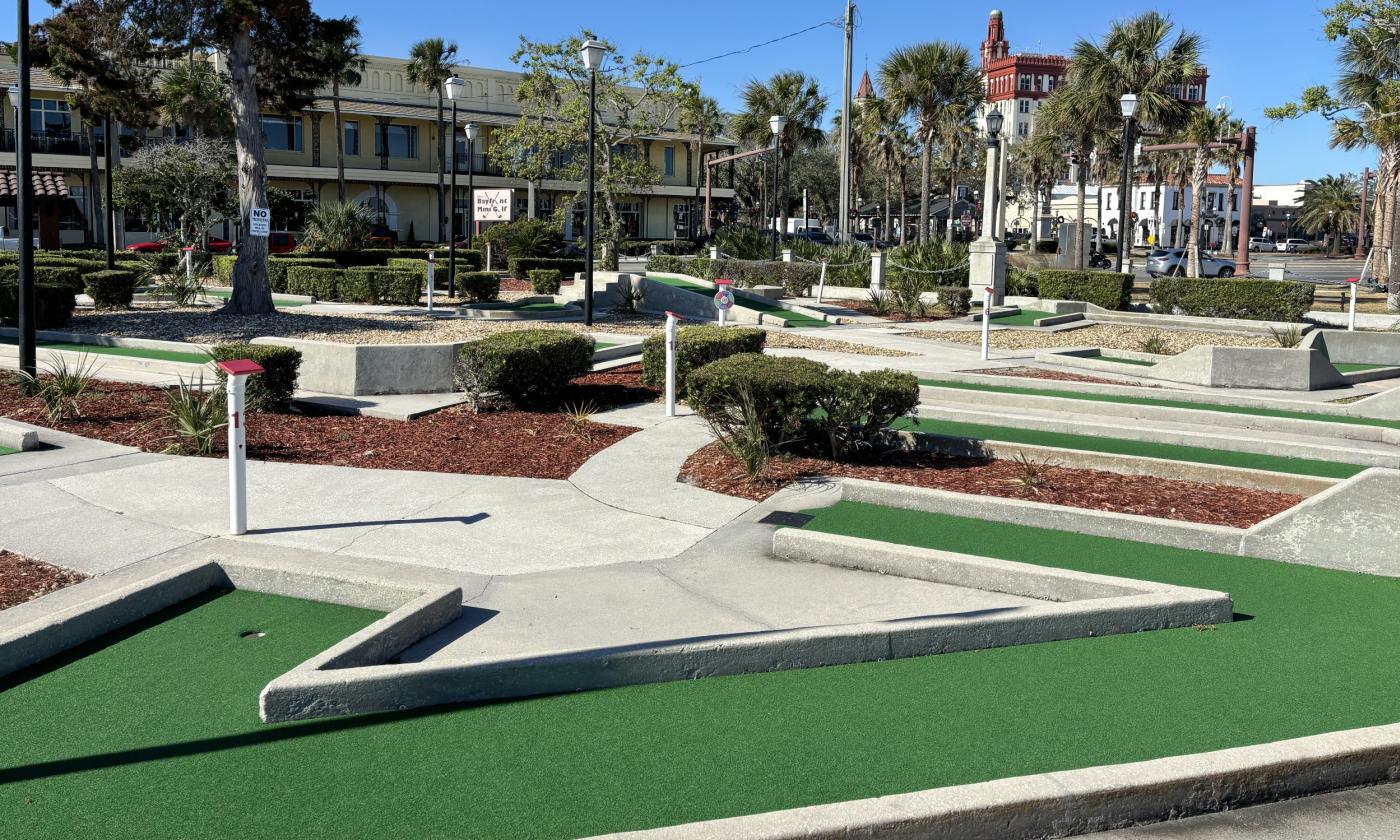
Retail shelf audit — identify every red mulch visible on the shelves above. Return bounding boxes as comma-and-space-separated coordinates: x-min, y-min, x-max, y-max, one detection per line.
0, 365, 658, 480
499, 278, 530, 292
833, 298, 958, 322
680, 442, 1300, 529
0, 551, 87, 611
968, 366, 1158, 387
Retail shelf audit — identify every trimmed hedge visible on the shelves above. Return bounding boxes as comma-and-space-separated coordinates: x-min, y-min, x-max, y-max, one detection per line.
211, 343, 302, 412
340, 267, 422, 306
0, 265, 85, 295
85, 270, 138, 309
458, 271, 501, 303
1149, 276, 1315, 322
703, 258, 820, 297
0, 281, 77, 329
268, 258, 339, 294
33, 256, 108, 276
528, 269, 563, 295
213, 254, 237, 283
285, 266, 344, 300
1037, 269, 1133, 310
645, 254, 700, 276
640, 325, 766, 396
507, 257, 584, 280
456, 329, 594, 405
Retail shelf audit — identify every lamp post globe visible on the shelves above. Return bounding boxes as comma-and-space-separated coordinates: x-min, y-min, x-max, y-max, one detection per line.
580, 38, 609, 326
768, 115, 786, 260
985, 109, 1003, 140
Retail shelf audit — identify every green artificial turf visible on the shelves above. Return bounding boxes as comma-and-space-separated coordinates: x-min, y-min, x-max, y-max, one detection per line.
593, 341, 620, 351
201, 288, 308, 308
920, 377, 1400, 433
0, 336, 210, 365
0, 444, 16, 456
516, 302, 566, 311
894, 415, 1364, 479
1094, 354, 1157, 367
1333, 362, 1397, 374
647, 274, 829, 328
987, 308, 1055, 326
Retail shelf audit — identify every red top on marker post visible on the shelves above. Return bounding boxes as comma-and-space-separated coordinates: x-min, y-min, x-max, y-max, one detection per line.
215, 359, 265, 377
714, 278, 733, 286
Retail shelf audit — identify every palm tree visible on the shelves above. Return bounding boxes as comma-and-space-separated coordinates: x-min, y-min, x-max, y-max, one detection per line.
1038, 78, 1119, 267
866, 98, 911, 243
315, 19, 366, 204
879, 41, 983, 244
938, 111, 978, 240
730, 72, 827, 236
406, 38, 459, 243
679, 92, 723, 239
158, 58, 230, 138
1177, 106, 1233, 276
1213, 115, 1246, 257
1008, 132, 1061, 245
1300, 174, 1362, 255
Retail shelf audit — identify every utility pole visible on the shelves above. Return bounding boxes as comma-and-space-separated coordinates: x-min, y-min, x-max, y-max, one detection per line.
836, 1, 855, 243
16, 0, 36, 379
1356, 167, 1370, 260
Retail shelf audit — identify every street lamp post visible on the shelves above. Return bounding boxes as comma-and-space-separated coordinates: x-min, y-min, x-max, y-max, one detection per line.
444, 76, 462, 298
580, 38, 608, 327
769, 114, 786, 261
1115, 93, 1139, 273
11, 9, 36, 380
968, 109, 1006, 305
464, 122, 478, 256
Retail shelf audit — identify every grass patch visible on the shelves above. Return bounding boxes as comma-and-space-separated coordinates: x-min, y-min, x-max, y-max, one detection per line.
0, 336, 210, 365
920, 377, 1400, 433
988, 309, 1055, 327
895, 415, 1363, 479
1333, 362, 1397, 374
516, 302, 567, 312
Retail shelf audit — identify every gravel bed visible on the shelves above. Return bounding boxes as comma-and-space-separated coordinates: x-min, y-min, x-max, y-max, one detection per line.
910, 323, 1278, 353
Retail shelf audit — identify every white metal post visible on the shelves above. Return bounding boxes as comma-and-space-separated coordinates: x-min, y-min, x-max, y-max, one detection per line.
980, 287, 993, 361
227, 374, 248, 535
426, 251, 436, 313
184, 246, 194, 281
664, 311, 680, 417
1348, 276, 1359, 332
816, 258, 828, 303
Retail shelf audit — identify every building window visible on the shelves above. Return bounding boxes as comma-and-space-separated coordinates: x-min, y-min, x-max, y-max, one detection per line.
1019, 99, 1030, 114
1139, 193, 1147, 210
1172, 192, 1180, 210
31, 98, 72, 136
260, 117, 303, 152
375, 124, 418, 158
1152, 191, 1159, 209
1017, 121, 1028, 137
1018, 74, 1031, 91
617, 200, 641, 238
343, 121, 360, 156
663, 146, 675, 177
60, 185, 88, 230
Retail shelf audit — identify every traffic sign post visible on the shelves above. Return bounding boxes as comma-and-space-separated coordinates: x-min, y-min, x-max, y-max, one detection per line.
216, 358, 265, 535
714, 278, 735, 327
426, 251, 436, 313
1348, 276, 1359, 332
248, 207, 271, 238
980, 287, 994, 361
664, 310, 684, 417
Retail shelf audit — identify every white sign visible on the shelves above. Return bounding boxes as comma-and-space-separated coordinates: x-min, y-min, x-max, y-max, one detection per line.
474, 189, 513, 222
249, 207, 271, 237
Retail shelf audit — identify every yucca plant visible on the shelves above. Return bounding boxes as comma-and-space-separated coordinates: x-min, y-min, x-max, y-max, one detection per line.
301, 201, 373, 252
559, 400, 599, 439
1269, 324, 1304, 348
1139, 334, 1170, 355
704, 382, 773, 484
17, 353, 101, 422
163, 375, 226, 455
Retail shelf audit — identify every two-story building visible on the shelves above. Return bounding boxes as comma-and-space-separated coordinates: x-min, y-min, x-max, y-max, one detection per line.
1, 52, 736, 248
1099, 175, 1245, 249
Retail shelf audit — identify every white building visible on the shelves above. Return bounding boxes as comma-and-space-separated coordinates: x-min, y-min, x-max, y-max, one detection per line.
1100, 175, 1245, 249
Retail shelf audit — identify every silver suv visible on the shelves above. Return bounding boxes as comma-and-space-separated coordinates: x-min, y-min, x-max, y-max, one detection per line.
1146, 248, 1236, 278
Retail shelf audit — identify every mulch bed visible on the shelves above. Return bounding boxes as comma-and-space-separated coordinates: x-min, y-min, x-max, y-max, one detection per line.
832, 298, 959, 322
0, 365, 658, 481
680, 442, 1300, 529
969, 366, 1158, 387
0, 551, 87, 611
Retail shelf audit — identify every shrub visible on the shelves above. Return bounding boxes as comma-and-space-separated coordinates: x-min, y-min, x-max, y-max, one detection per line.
285, 266, 344, 300
301, 201, 373, 252
640, 325, 766, 395
1149, 276, 1315, 322
32, 256, 108, 276
455, 329, 594, 406
886, 241, 970, 289
85, 270, 137, 309
686, 353, 830, 446
810, 368, 920, 458
458, 271, 501, 303
0, 265, 85, 295
528, 268, 563, 295
0, 281, 77, 328
163, 374, 226, 455
645, 254, 697, 276
933, 285, 972, 316
213, 254, 237, 283
1038, 269, 1133, 310
483, 218, 565, 268
507, 256, 584, 280
1007, 265, 1039, 296
268, 257, 339, 294
211, 343, 302, 412
696, 258, 821, 297
339, 267, 422, 306
386, 257, 427, 273
619, 239, 696, 257
17, 353, 101, 422
711, 225, 772, 260
789, 240, 873, 288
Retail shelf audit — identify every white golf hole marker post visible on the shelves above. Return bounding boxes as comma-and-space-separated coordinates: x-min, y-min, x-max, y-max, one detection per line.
1347, 276, 1359, 332
182, 246, 195, 281
980, 287, 994, 361
426, 251, 436, 313
664, 310, 684, 417
216, 358, 265, 536
714, 278, 734, 327
816, 257, 828, 303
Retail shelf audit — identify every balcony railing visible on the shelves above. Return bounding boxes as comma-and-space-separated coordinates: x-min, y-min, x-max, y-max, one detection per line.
453, 152, 502, 177
0, 129, 152, 157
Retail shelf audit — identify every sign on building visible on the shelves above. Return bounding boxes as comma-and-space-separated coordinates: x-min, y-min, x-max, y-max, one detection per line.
249, 207, 271, 237
474, 189, 513, 222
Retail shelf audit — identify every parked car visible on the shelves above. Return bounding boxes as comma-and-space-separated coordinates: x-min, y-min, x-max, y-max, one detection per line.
125, 240, 168, 253
126, 238, 232, 254
1248, 236, 1274, 252
367, 224, 398, 247
1146, 248, 1236, 278
850, 232, 892, 248
268, 232, 297, 254
1277, 238, 1317, 253
795, 229, 835, 245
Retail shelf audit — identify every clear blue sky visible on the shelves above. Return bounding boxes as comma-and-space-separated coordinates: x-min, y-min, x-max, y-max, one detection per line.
6, 0, 1369, 183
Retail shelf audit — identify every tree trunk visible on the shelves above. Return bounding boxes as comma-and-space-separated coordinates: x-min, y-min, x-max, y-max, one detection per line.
223, 28, 274, 316
898, 164, 909, 245
1221, 170, 1237, 257
435, 93, 446, 243
1186, 149, 1207, 278
1075, 148, 1088, 269
883, 170, 892, 242
947, 136, 959, 241
334, 81, 346, 204
1152, 174, 1163, 247
87, 125, 101, 246
919, 130, 932, 245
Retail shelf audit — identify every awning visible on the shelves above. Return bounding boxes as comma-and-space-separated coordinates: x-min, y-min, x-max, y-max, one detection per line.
0, 169, 70, 199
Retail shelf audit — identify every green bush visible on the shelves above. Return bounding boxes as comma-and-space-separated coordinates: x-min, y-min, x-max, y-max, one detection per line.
789, 240, 873, 288
0, 282, 77, 329
213, 254, 237, 283
268, 257, 339, 294
640, 325, 766, 395
285, 266, 344, 300
697, 258, 821, 297
0, 265, 85, 295
811, 368, 920, 458
1148, 276, 1315, 322
339, 267, 422, 306
483, 218, 565, 268
645, 254, 699, 276
886, 241, 970, 289
507, 256, 584, 280
455, 329, 594, 406
528, 268, 563, 295
32, 256, 108, 276
933, 285, 972, 316
686, 353, 830, 445
1007, 266, 1039, 297
210, 343, 302, 413
458, 271, 501, 303
85, 270, 137, 309
1038, 269, 1133, 310
618, 239, 696, 257
386, 257, 427, 272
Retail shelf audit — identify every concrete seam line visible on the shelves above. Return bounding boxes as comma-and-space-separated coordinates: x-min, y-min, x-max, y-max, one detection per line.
583, 723, 1400, 840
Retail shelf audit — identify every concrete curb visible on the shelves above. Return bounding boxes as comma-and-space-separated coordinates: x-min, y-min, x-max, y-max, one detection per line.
0, 418, 39, 451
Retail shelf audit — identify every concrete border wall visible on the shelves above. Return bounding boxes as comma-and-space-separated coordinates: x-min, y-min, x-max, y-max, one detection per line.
1304, 328, 1400, 367
251, 336, 462, 396
0, 418, 39, 451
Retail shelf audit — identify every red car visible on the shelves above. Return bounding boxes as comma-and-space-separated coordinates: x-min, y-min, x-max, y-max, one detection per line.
125, 238, 233, 254
269, 232, 297, 254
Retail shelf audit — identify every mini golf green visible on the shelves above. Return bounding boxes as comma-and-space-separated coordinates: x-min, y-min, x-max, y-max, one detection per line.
201, 288, 308, 308
988, 309, 1055, 327
1094, 354, 1157, 367
894, 415, 1364, 479
0, 444, 16, 456
516, 302, 567, 312
0, 337, 210, 366
647, 274, 830, 328
920, 377, 1400, 433
1333, 362, 1397, 374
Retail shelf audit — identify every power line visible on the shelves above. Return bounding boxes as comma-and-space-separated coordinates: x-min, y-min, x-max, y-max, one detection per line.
677, 19, 841, 70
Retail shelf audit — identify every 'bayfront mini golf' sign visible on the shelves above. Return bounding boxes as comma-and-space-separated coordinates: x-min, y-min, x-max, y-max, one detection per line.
474, 189, 512, 221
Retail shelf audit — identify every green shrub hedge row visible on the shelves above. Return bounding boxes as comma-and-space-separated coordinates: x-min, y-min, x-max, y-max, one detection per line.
211, 343, 302, 412
507, 257, 584, 280
1037, 269, 1134, 310
85, 270, 138, 309
455, 329, 594, 405
458, 271, 500, 303
338, 267, 423, 306
284, 266, 343, 300
640, 325, 766, 396
1148, 276, 1315, 322
0, 281, 77, 329
705, 258, 821, 297
644, 254, 701, 276
528, 269, 563, 295
0, 265, 84, 295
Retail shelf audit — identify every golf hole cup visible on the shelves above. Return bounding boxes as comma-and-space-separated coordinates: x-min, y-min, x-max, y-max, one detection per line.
216, 359, 265, 535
